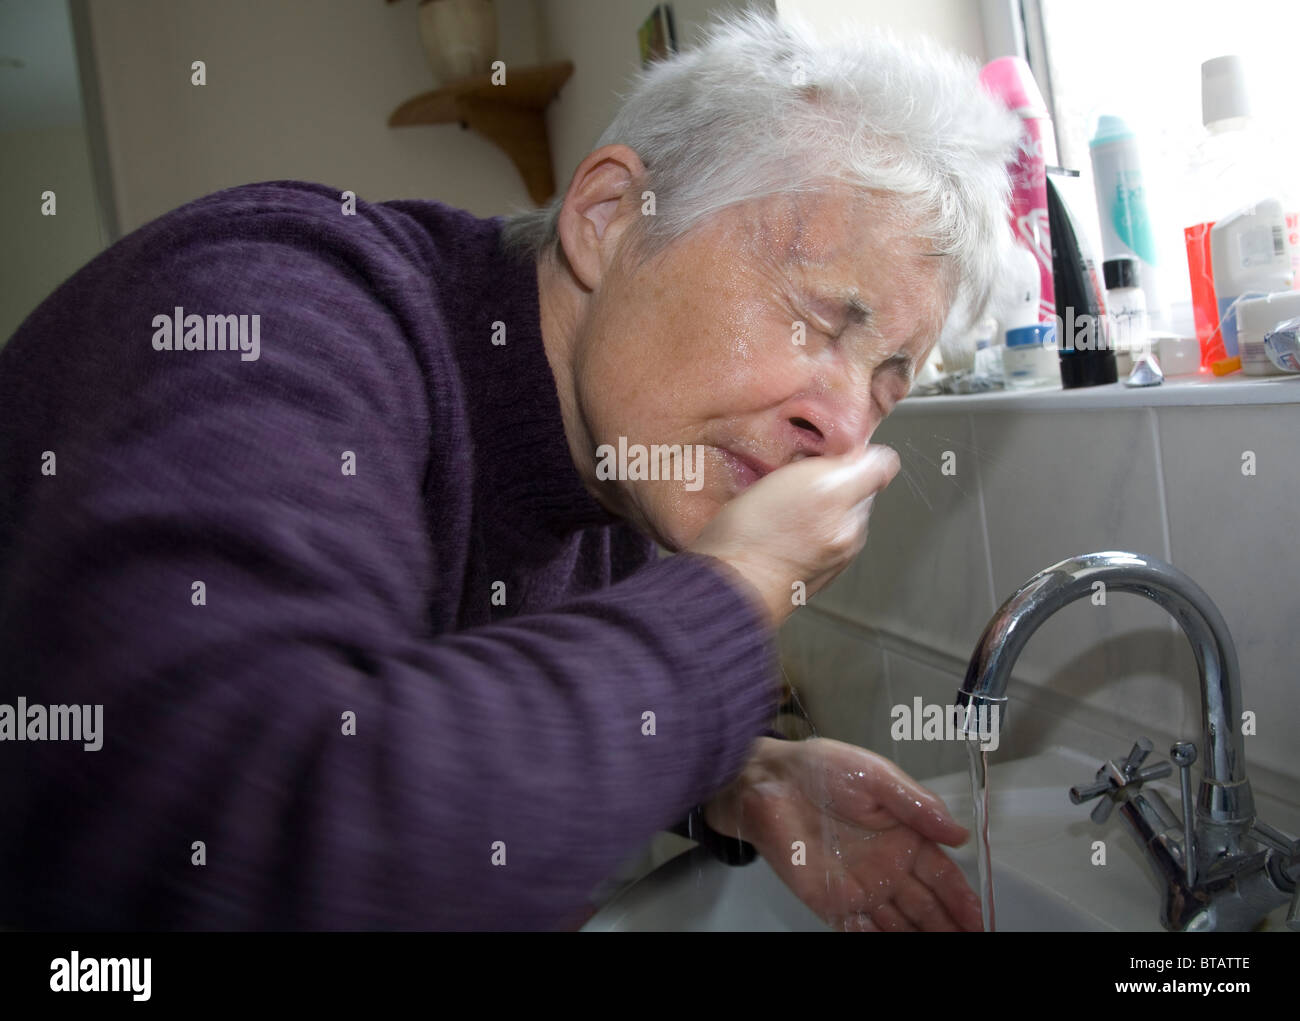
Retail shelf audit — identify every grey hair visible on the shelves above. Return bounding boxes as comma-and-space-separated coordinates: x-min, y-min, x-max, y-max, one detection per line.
501, 10, 1021, 331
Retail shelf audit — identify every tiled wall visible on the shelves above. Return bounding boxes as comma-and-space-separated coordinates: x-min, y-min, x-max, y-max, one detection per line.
778, 400, 1300, 807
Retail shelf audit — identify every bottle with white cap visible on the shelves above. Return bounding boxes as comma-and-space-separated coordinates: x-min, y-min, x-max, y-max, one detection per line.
1103, 256, 1149, 374
1192, 55, 1277, 220
1210, 198, 1296, 363
1185, 55, 1299, 368
1090, 117, 1167, 332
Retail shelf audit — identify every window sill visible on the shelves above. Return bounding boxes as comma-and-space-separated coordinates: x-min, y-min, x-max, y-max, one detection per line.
897, 373, 1300, 414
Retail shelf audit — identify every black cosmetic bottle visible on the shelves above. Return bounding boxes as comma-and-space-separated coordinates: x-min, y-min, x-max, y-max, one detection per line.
1047, 168, 1118, 387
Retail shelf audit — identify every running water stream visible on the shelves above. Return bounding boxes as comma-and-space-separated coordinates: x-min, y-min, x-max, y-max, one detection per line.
966, 740, 995, 932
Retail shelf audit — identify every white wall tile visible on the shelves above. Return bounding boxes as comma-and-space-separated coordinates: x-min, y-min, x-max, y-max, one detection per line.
880, 649, 971, 781
1158, 404, 1300, 783
787, 401, 1299, 797
777, 609, 890, 752
815, 411, 995, 660
974, 406, 1201, 741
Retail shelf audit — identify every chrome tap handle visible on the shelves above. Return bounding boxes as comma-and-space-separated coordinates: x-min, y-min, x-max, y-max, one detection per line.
1070, 739, 1173, 824
1069, 739, 1152, 802
1134, 762, 1174, 783
1069, 777, 1112, 804
1250, 818, 1299, 857
1122, 737, 1153, 775
1250, 818, 1300, 930
1067, 774, 1119, 823
1091, 791, 1116, 825
1171, 741, 1198, 887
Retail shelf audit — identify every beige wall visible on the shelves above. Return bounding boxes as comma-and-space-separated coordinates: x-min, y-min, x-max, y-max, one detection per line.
10, 0, 977, 339
538, 0, 774, 194
0, 124, 106, 342
776, 0, 987, 60
86, 0, 545, 234
538, 0, 985, 201
83, 0, 982, 239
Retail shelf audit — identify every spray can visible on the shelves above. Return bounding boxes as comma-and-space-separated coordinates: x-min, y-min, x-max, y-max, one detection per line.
1089, 116, 1167, 330
980, 56, 1057, 322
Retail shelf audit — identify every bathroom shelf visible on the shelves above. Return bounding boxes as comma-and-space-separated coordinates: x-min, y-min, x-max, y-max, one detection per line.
897, 373, 1300, 414
388, 61, 574, 204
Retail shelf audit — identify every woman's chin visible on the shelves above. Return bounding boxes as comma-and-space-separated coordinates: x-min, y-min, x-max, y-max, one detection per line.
639, 490, 729, 554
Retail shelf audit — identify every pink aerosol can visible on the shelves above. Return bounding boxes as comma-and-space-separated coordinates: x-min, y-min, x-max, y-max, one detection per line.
980, 57, 1058, 322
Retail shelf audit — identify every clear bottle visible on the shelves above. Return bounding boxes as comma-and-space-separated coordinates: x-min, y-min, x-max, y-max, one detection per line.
1103, 256, 1150, 375
1188, 56, 1279, 220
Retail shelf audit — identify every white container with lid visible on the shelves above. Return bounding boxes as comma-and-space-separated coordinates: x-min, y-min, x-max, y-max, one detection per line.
1236, 290, 1300, 376
1004, 323, 1059, 389
1210, 198, 1296, 358
1156, 334, 1201, 376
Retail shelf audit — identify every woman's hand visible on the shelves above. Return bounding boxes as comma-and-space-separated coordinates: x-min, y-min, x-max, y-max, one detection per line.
688, 445, 900, 628
703, 736, 983, 931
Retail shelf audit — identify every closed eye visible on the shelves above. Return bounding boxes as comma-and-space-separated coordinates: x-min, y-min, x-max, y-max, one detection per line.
800, 292, 873, 338
874, 352, 914, 386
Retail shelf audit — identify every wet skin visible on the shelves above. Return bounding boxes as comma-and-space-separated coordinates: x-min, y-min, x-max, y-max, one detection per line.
538, 147, 952, 553
537, 144, 979, 931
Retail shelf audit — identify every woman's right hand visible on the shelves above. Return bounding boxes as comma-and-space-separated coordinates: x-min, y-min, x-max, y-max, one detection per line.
688, 443, 900, 627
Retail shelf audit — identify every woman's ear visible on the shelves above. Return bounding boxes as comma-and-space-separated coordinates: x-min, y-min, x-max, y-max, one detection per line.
555, 144, 647, 292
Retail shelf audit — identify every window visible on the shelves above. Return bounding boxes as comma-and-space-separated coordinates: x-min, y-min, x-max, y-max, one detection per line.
1020, 0, 1300, 335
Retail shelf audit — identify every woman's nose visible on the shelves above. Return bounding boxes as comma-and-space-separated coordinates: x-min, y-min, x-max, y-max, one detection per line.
783, 399, 875, 457
819, 409, 876, 455
781, 353, 878, 456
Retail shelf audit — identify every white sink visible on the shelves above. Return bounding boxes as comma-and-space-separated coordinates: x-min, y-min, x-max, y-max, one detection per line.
582, 840, 1106, 931
583, 746, 1262, 932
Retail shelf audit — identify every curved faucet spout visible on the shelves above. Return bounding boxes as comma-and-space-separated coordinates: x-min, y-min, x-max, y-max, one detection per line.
955, 551, 1253, 833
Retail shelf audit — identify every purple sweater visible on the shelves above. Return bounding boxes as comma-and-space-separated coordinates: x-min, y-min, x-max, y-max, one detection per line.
0, 181, 780, 930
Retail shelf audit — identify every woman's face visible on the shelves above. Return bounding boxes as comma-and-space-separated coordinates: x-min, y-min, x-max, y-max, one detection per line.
568, 185, 952, 552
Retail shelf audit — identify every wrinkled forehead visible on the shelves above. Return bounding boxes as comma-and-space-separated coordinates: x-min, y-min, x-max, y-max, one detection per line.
744, 187, 918, 264
741, 188, 957, 327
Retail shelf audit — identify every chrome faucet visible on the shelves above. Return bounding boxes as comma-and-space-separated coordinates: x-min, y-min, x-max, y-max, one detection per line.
955, 551, 1300, 932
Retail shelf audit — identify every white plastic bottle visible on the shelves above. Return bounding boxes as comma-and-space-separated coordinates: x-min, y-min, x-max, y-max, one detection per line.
1189, 57, 1278, 221
1089, 117, 1167, 330
1183, 55, 1299, 360
1209, 198, 1296, 362
1236, 291, 1300, 376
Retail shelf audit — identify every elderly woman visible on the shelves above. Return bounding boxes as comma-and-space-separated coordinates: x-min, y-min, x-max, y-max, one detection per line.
0, 14, 1018, 930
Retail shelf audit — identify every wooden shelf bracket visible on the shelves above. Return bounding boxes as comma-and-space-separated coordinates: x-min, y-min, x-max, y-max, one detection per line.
388, 61, 574, 205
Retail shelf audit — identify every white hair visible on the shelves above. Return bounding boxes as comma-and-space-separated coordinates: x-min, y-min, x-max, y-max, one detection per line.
502, 10, 1021, 331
